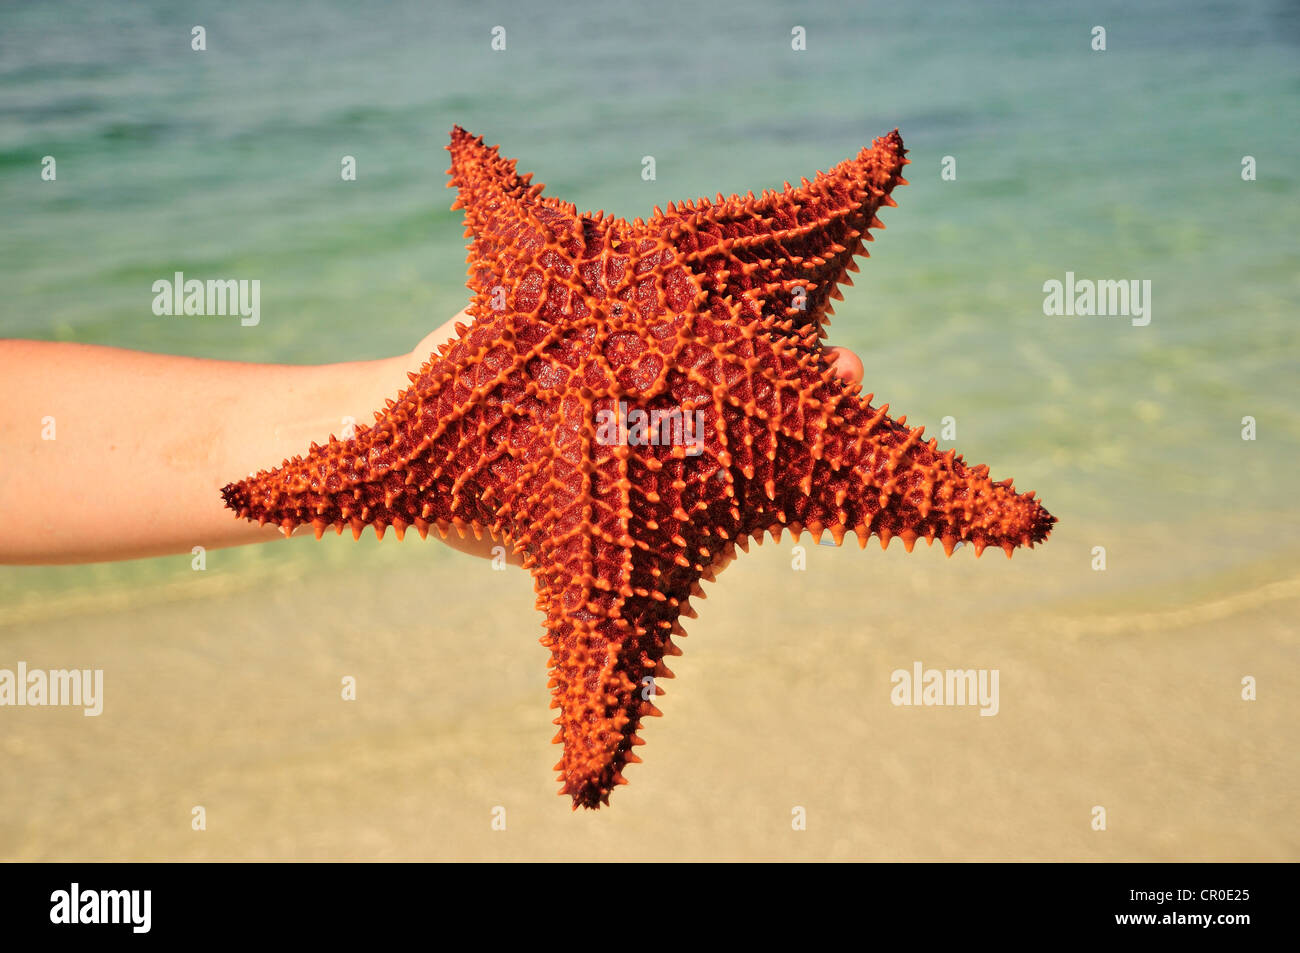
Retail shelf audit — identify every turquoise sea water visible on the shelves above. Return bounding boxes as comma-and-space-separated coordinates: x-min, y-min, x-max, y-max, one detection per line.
1, 0, 1297, 599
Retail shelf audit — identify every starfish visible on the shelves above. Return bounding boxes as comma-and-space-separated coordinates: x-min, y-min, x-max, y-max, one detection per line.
222, 126, 1055, 809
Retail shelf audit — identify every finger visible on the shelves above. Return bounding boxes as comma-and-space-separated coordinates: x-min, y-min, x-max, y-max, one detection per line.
438, 529, 524, 566
823, 346, 864, 386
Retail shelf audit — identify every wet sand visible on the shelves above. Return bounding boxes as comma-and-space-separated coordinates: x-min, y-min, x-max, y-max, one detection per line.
1, 520, 1296, 861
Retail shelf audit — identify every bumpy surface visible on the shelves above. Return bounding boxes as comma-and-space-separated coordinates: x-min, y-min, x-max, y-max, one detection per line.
223, 126, 1055, 808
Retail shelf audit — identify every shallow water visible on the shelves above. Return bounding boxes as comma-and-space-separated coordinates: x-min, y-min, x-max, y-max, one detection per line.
1, 0, 1297, 858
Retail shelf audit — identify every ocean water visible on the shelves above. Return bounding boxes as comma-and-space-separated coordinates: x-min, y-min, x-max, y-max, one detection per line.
0, 1, 1298, 858
3, 0, 1297, 595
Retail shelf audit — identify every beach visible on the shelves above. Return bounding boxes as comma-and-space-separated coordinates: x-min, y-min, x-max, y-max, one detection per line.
1, 0, 1296, 859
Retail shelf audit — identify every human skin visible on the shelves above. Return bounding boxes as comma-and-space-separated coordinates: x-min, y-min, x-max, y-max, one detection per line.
0, 312, 865, 566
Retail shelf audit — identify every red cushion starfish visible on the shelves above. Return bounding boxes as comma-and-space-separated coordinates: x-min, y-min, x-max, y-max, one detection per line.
223, 127, 1055, 808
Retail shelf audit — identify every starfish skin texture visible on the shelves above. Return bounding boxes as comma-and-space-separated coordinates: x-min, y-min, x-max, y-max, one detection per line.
222, 126, 1055, 809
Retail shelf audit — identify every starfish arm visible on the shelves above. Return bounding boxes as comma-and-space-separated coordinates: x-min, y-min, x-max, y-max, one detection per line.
737, 372, 1055, 556
447, 127, 604, 326
648, 130, 909, 337
220, 312, 541, 541
516, 407, 696, 809
218, 385, 458, 541
447, 124, 544, 205
533, 549, 690, 809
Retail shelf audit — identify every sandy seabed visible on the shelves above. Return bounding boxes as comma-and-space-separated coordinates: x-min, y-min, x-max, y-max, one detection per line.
1, 519, 1295, 861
